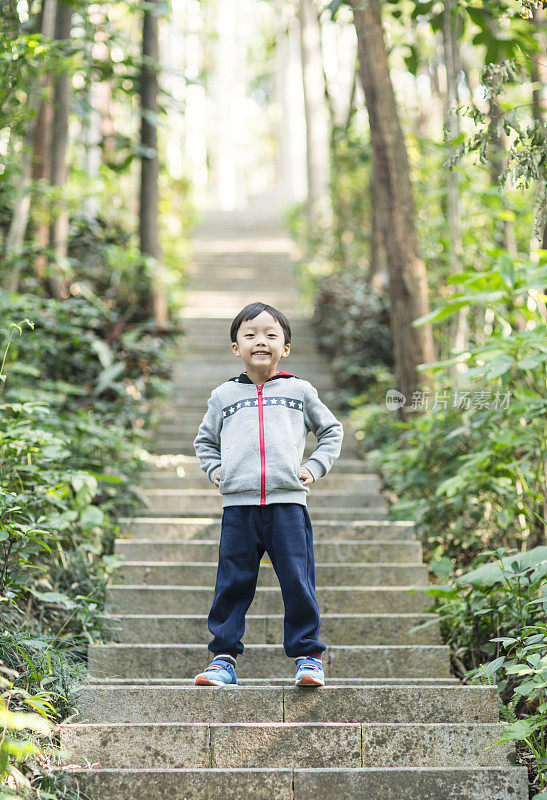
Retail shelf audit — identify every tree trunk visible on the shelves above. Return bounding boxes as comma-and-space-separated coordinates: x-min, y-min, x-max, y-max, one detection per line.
441, 2, 467, 381
531, 4, 547, 253
140, 0, 168, 327
319, 11, 357, 271
31, 0, 57, 288
47, 0, 73, 299
349, 0, 435, 413
3, 0, 57, 293
298, 0, 332, 250
369, 148, 389, 293
81, 7, 105, 224
274, 7, 307, 205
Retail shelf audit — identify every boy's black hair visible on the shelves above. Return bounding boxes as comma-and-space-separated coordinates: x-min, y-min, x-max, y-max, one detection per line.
230, 301, 291, 346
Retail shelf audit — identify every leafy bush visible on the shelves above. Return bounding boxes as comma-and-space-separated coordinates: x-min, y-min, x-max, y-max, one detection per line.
410, 546, 547, 795
0, 296, 176, 797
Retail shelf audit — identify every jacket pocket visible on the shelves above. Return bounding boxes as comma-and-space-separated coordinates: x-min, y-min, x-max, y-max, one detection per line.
219, 446, 259, 495
266, 442, 304, 492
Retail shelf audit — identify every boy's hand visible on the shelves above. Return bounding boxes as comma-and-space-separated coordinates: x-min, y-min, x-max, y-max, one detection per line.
214, 468, 221, 487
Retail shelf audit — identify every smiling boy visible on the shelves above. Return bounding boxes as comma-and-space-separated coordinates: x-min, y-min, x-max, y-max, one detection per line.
192, 301, 344, 687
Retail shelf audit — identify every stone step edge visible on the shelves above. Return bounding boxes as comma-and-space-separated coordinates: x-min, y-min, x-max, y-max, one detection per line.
138, 487, 371, 494
106, 585, 429, 592
114, 538, 416, 544
49, 765, 530, 775
104, 611, 438, 619
48, 765, 530, 800
111, 560, 425, 568
60, 721, 509, 732
85, 678, 461, 685
141, 468, 380, 481
70, 682, 489, 693
119, 517, 414, 526
89, 644, 449, 652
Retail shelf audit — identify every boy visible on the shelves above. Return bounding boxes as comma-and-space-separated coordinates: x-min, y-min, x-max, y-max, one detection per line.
192, 301, 344, 687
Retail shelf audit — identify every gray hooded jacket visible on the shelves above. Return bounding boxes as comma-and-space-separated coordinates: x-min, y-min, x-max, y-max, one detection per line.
193, 370, 344, 507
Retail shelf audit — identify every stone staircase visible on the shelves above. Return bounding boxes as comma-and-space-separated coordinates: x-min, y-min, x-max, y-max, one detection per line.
57, 207, 528, 799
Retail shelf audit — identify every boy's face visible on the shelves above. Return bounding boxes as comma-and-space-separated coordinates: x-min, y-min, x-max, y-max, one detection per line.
232, 311, 290, 373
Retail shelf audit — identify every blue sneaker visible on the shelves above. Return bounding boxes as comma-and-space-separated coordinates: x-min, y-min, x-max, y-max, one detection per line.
194, 657, 238, 686
294, 655, 325, 686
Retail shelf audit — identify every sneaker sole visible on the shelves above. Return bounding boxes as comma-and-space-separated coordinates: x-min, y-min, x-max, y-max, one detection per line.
194, 675, 235, 686
295, 674, 325, 686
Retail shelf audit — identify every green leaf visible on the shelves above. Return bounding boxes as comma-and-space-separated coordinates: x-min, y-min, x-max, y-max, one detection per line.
28, 588, 77, 609
456, 547, 547, 587
95, 361, 125, 395
413, 301, 469, 327
486, 355, 513, 379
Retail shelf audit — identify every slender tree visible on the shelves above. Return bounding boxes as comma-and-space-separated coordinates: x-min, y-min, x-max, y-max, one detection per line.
47, 0, 73, 299
348, 0, 435, 410
140, 0, 168, 327
441, 2, 468, 379
298, 0, 332, 249
3, 0, 57, 293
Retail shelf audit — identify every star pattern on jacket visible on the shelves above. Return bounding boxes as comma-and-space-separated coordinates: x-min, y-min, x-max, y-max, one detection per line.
222, 397, 304, 418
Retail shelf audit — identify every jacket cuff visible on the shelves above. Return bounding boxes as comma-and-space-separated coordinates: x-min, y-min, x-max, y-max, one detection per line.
302, 459, 323, 482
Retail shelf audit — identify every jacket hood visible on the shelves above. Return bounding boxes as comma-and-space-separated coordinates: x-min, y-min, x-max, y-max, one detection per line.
229, 371, 299, 385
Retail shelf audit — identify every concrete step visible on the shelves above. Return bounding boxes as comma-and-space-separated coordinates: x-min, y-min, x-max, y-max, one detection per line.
118, 518, 416, 541
70, 684, 501, 724
58, 720, 516, 769
133, 505, 389, 521
138, 489, 388, 513
109, 562, 428, 588
102, 612, 440, 645
105, 585, 429, 615
59, 205, 529, 800
86, 676, 460, 686
113, 539, 422, 564
52, 765, 530, 800
87, 643, 451, 681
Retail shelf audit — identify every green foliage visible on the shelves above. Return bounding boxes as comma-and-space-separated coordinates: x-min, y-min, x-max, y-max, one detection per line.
354, 254, 546, 567
0, 297, 174, 796
313, 267, 394, 408
410, 546, 547, 789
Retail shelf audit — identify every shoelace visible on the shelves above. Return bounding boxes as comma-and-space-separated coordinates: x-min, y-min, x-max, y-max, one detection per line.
297, 661, 321, 670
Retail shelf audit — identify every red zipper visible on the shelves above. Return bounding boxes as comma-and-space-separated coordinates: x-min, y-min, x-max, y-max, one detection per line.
257, 384, 266, 504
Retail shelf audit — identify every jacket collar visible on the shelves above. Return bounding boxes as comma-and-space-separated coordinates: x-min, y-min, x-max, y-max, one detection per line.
229, 370, 298, 385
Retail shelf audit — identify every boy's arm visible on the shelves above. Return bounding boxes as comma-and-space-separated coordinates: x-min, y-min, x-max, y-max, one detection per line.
193, 390, 223, 484
301, 382, 344, 482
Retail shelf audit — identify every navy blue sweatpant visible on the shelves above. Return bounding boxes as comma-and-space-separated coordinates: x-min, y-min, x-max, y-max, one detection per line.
207, 502, 327, 658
